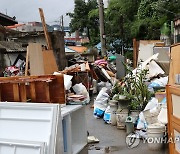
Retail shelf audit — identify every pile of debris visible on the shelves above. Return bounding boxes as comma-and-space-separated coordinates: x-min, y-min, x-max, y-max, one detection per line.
92, 53, 169, 150
54, 54, 116, 105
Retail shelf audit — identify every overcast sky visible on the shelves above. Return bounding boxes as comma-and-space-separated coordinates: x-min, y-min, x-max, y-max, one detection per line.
0, 0, 108, 26
0, 0, 75, 26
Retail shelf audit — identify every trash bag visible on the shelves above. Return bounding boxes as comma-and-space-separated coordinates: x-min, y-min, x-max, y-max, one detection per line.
137, 98, 159, 129
144, 97, 159, 111
72, 83, 90, 103
148, 77, 168, 89
158, 106, 167, 124
94, 87, 109, 118
103, 106, 111, 124
137, 112, 147, 130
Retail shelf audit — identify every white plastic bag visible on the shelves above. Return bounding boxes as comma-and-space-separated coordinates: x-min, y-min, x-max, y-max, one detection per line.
103, 106, 111, 124
158, 106, 168, 124
73, 83, 90, 103
144, 97, 158, 111
137, 112, 147, 130
94, 87, 109, 118
149, 76, 168, 88
53, 73, 73, 90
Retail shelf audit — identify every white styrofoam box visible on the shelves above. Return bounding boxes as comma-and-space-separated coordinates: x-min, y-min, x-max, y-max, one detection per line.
0, 103, 63, 154
0, 139, 46, 154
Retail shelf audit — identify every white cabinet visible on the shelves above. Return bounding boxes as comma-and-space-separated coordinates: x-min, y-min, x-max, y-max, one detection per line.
61, 105, 87, 154
0, 103, 87, 154
0, 103, 63, 154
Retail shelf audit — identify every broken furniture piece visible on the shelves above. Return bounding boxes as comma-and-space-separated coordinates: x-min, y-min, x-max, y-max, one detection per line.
0, 74, 65, 103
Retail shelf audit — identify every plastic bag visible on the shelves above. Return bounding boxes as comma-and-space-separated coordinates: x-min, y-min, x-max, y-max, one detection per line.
72, 83, 90, 103
137, 98, 159, 129
94, 87, 109, 118
144, 97, 158, 111
158, 106, 167, 124
53, 73, 73, 90
148, 77, 168, 88
103, 106, 111, 124
137, 112, 147, 130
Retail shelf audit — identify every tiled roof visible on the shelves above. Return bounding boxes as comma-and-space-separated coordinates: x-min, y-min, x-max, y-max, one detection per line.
67, 46, 87, 53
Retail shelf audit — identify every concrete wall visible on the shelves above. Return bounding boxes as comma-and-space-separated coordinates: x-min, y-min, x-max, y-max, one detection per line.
17, 35, 47, 46
13, 25, 43, 32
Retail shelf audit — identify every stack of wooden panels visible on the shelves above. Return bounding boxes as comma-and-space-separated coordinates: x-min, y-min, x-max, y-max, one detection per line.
0, 75, 65, 104
28, 43, 58, 75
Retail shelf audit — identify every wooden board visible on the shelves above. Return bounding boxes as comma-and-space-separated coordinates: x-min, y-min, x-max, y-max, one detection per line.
43, 50, 58, 74
29, 43, 45, 75
25, 46, 29, 76
1, 83, 14, 102
50, 74, 65, 103
169, 43, 180, 85
39, 8, 52, 50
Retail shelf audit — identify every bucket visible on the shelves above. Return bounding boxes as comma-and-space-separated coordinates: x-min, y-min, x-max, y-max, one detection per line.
116, 109, 128, 129
143, 109, 159, 125
125, 116, 134, 135
147, 123, 166, 150
109, 100, 118, 126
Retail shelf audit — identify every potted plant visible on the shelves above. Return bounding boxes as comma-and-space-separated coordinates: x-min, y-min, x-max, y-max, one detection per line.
131, 68, 152, 111
120, 64, 153, 123
111, 81, 131, 109
111, 63, 153, 127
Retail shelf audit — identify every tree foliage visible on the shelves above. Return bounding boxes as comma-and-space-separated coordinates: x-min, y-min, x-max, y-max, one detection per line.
68, 0, 180, 54
132, 0, 180, 39
105, 0, 140, 53
67, 0, 99, 45
106, 0, 179, 53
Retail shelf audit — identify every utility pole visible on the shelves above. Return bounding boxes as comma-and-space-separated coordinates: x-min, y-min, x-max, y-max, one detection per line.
61, 15, 64, 32
98, 0, 106, 57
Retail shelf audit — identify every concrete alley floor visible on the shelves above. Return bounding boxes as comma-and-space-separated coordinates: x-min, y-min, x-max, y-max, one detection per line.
80, 100, 168, 154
